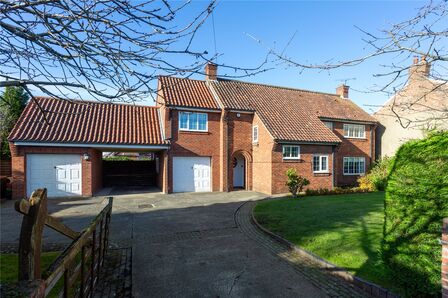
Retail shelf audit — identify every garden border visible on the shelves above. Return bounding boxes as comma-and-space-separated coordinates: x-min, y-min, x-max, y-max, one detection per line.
250, 198, 398, 298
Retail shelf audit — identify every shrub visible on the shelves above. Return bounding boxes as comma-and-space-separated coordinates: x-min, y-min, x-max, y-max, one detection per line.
382, 131, 448, 297
285, 168, 310, 197
358, 157, 393, 191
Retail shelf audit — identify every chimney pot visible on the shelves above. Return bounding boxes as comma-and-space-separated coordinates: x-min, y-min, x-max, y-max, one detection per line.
205, 63, 217, 81
336, 84, 349, 99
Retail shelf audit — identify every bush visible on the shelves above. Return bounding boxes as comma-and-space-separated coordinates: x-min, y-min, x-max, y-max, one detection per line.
358, 157, 393, 191
285, 168, 309, 197
382, 131, 448, 297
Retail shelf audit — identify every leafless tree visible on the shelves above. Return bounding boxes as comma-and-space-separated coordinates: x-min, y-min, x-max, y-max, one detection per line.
257, 0, 448, 128
0, 0, 268, 105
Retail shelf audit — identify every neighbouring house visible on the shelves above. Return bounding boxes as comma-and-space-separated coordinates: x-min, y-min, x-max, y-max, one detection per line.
8, 63, 376, 199
374, 57, 448, 158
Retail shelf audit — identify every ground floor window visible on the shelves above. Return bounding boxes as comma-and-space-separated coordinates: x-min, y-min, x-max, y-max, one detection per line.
343, 157, 365, 175
313, 155, 329, 173
282, 145, 300, 160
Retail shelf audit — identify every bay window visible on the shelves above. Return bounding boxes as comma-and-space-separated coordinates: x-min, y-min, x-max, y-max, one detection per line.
343, 157, 365, 175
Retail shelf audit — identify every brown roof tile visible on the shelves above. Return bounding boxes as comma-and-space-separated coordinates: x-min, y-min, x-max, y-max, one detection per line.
8, 97, 167, 146
158, 76, 219, 109
210, 80, 344, 143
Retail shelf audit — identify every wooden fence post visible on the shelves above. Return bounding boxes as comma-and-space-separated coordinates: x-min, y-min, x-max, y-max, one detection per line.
16, 188, 48, 280
442, 218, 448, 298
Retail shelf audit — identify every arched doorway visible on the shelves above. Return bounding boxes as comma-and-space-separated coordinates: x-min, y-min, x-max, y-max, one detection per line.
233, 154, 245, 189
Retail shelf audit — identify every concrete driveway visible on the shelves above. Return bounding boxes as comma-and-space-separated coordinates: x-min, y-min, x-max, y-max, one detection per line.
1, 190, 364, 297
107, 191, 328, 297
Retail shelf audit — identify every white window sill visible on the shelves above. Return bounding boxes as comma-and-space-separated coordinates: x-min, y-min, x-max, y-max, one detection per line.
313, 171, 329, 174
343, 173, 365, 176
283, 157, 300, 160
179, 129, 208, 133
343, 136, 367, 140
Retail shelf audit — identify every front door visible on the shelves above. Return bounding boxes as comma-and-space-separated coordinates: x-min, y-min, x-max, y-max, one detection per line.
233, 156, 245, 188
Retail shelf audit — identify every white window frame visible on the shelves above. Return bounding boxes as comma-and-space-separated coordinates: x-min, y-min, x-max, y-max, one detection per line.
313, 155, 329, 173
343, 123, 365, 139
252, 125, 259, 143
179, 112, 208, 132
323, 121, 333, 130
343, 157, 366, 175
282, 145, 300, 160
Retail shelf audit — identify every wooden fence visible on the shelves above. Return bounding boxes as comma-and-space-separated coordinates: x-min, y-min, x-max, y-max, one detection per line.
0, 159, 11, 177
14, 188, 113, 297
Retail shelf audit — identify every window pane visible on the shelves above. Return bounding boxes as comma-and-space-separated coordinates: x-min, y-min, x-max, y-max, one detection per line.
189, 113, 198, 130
283, 146, 290, 157
198, 114, 207, 131
322, 156, 327, 171
253, 126, 258, 141
180, 112, 188, 129
291, 147, 298, 157
313, 156, 320, 171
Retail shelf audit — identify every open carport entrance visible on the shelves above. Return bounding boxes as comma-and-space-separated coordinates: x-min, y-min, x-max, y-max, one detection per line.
99, 148, 166, 194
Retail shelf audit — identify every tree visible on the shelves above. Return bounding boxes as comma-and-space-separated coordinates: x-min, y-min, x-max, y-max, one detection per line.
0, 86, 29, 158
262, 1, 448, 128
0, 0, 267, 104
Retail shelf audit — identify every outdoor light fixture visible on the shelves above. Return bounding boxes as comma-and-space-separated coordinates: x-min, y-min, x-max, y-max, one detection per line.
236, 113, 241, 118
83, 153, 90, 161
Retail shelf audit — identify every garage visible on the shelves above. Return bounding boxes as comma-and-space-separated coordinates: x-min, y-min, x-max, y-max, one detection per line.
26, 154, 82, 197
173, 157, 211, 192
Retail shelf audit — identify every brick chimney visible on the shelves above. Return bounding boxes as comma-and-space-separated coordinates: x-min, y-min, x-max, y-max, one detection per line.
409, 56, 430, 81
336, 84, 349, 99
205, 63, 217, 81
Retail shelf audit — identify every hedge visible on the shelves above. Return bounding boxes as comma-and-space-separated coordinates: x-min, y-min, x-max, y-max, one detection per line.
383, 131, 448, 297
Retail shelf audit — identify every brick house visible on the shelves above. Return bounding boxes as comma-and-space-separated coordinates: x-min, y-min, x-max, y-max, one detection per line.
9, 63, 376, 198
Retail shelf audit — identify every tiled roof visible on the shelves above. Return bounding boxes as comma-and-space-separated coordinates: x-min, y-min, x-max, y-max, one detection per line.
9, 97, 167, 146
158, 76, 219, 109
210, 80, 343, 143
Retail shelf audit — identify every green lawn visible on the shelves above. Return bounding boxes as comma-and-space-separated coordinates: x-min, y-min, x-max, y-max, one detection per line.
0, 252, 60, 284
254, 192, 401, 293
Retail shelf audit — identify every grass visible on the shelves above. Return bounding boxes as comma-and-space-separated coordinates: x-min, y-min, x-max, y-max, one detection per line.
254, 192, 402, 294
0, 252, 60, 284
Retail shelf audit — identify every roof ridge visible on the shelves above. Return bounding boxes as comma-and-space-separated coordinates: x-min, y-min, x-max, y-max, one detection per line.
216, 78, 342, 98
158, 75, 206, 83
33, 96, 159, 109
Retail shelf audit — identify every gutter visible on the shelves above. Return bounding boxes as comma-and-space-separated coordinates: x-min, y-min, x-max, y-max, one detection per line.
13, 141, 169, 150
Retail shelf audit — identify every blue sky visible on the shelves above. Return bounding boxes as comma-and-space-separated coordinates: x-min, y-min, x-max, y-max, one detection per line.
165, 0, 431, 113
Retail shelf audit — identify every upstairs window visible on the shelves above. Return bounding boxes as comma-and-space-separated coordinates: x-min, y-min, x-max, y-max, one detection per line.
179, 112, 207, 132
252, 126, 259, 143
282, 145, 300, 160
313, 155, 329, 173
323, 121, 333, 130
343, 157, 365, 175
343, 124, 365, 138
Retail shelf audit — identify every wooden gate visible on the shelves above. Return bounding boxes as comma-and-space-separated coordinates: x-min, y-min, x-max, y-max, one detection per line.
13, 188, 113, 297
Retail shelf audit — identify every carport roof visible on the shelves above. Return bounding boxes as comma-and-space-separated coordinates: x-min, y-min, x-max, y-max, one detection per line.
9, 97, 168, 146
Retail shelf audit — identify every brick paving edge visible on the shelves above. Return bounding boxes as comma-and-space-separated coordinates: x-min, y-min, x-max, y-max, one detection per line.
249, 198, 399, 298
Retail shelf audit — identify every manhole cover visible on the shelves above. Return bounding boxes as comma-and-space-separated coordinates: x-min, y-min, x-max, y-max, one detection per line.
138, 204, 154, 209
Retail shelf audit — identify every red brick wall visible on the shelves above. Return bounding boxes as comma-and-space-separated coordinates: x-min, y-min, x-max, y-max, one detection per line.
166, 109, 222, 192
9, 143, 102, 199
252, 115, 273, 194
227, 112, 254, 191
332, 121, 375, 186
271, 144, 334, 194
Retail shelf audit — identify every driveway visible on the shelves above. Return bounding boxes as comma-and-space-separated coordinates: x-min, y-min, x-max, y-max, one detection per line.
107, 191, 330, 297
1, 191, 365, 297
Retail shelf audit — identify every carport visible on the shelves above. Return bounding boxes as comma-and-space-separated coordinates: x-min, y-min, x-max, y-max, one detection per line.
8, 97, 169, 199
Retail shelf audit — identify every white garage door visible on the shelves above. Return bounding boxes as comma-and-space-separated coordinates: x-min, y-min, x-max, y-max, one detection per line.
173, 157, 211, 192
26, 154, 82, 197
